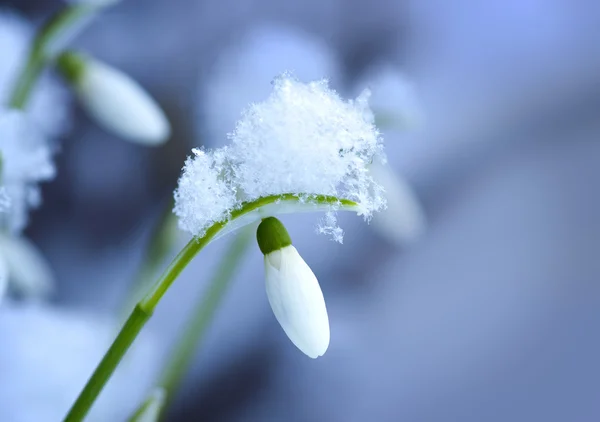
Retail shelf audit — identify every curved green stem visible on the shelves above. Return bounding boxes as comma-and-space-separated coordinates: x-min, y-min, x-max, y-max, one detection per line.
121, 199, 178, 318
63, 194, 357, 422
9, 4, 104, 109
158, 228, 253, 413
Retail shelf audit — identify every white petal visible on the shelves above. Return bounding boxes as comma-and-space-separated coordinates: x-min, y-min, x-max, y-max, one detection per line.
0, 234, 54, 298
264, 245, 329, 358
369, 161, 426, 245
77, 60, 170, 145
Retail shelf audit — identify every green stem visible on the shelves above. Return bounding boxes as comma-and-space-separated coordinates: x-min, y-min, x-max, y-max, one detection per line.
8, 4, 103, 109
63, 194, 357, 422
64, 304, 151, 422
158, 228, 253, 410
9, 53, 44, 110
128, 388, 166, 422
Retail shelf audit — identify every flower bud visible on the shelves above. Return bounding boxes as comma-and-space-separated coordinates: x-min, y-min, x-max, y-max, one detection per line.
257, 217, 330, 358
57, 51, 170, 145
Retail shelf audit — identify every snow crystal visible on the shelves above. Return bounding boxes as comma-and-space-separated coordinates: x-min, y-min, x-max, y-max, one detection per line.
0, 111, 55, 234
175, 75, 385, 241
0, 11, 71, 137
316, 212, 344, 244
173, 148, 238, 237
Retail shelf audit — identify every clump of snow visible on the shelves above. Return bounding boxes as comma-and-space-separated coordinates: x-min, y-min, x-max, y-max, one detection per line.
175, 75, 385, 241
198, 24, 341, 146
0, 11, 71, 138
0, 111, 55, 234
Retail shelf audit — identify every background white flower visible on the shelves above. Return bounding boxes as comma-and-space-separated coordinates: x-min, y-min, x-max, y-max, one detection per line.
0, 233, 54, 298
57, 52, 171, 145
0, 111, 55, 234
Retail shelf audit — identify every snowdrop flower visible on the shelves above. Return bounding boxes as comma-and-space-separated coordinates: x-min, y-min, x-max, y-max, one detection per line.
56, 51, 171, 145
0, 303, 160, 422
0, 11, 70, 137
368, 161, 426, 244
175, 74, 386, 243
257, 217, 329, 358
0, 110, 55, 234
199, 24, 341, 144
0, 233, 54, 298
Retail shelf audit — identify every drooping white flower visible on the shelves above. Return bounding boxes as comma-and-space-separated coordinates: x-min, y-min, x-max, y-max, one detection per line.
354, 64, 427, 244
199, 24, 341, 144
257, 217, 329, 358
0, 11, 71, 137
175, 75, 385, 242
368, 161, 426, 244
57, 51, 171, 145
0, 233, 54, 298
0, 303, 160, 422
0, 110, 55, 234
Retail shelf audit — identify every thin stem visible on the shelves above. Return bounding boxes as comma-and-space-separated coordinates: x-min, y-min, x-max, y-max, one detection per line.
8, 4, 102, 109
9, 53, 44, 110
64, 194, 357, 422
158, 228, 253, 410
128, 388, 166, 422
64, 304, 151, 422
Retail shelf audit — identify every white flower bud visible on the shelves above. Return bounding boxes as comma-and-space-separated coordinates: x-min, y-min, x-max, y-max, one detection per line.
57, 51, 171, 145
257, 217, 330, 358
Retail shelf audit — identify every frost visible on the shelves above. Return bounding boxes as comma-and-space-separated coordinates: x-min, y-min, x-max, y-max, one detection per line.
316, 212, 344, 244
0, 111, 56, 234
0, 11, 71, 137
175, 75, 385, 241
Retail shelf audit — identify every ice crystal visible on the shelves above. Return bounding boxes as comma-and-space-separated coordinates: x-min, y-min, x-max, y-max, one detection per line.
175, 75, 385, 241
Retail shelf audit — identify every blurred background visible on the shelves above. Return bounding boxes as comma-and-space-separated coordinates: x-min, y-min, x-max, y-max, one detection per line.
2, 0, 600, 421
